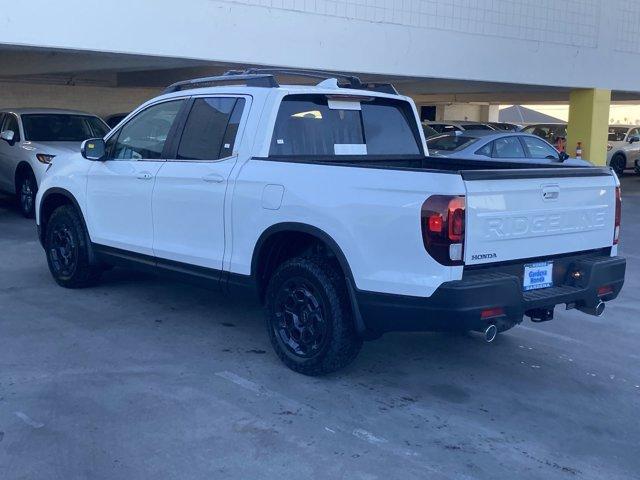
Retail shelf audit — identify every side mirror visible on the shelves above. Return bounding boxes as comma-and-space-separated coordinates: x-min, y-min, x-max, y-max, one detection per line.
559, 151, 570, 161
1, 129, 15, 144
81, 138, 106, 161
629, 135, 640, 144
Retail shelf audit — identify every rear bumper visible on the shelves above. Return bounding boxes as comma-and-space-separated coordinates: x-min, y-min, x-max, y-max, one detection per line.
355, 254, 626, 336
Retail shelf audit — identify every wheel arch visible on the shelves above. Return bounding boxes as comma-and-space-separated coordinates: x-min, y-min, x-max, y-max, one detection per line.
610, 150, 627, 164
39, 188, 87, 246
250, 222, 366, 336
14, 161, 35, 191
251, 222, 355, 292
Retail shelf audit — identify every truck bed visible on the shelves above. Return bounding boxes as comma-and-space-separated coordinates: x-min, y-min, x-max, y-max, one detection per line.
261, 155, 612, 177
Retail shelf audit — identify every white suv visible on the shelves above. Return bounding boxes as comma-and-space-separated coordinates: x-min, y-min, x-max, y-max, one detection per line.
35, 70, 625, 375
0, 109, 109, 217
607, 125, 640, 175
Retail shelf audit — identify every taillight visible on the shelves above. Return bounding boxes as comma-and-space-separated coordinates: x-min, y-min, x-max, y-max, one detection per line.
614, 186, 621, 245
421, 195, 466, 266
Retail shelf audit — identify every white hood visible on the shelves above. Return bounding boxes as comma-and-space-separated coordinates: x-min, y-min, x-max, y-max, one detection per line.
21, 141, 82, 156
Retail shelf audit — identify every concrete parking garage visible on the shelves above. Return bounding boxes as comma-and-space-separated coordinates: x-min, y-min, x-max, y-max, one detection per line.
0, 179, 639, 479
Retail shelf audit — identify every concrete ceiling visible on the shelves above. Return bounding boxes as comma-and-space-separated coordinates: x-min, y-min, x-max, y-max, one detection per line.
1, 45, 639, 104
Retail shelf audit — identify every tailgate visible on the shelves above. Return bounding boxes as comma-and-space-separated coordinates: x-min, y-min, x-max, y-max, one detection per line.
463, 168, 616, 266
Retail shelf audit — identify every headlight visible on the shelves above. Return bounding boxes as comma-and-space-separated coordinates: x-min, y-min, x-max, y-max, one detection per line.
607, 144, 613, 151
36, 153, 56, 164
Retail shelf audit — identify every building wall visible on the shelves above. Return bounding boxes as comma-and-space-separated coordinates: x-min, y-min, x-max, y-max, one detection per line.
0, 83, 159, 118
1, 0, 640, 92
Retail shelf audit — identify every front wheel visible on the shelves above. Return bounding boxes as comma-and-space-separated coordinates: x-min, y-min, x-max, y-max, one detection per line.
611, 154, 626, 176
17, 170, 37, 218
265, 256, 362, 376
45, 205, 102, 288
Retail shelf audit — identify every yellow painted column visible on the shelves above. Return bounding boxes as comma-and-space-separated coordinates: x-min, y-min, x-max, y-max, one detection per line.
566, 89, 611, 166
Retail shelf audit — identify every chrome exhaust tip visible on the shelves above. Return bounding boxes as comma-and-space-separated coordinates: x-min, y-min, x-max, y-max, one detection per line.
577, 301, 605, 317
484, 324, 498, 343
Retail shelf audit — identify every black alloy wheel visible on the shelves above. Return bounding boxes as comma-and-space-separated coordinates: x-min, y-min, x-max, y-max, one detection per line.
273, 277, 329, 358
49, 223, 78, 279
45, 205, 103, 288
265, 256, 362, 375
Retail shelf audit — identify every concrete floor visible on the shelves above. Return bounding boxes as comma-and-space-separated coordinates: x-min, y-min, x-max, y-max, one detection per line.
1, 178, 639, 480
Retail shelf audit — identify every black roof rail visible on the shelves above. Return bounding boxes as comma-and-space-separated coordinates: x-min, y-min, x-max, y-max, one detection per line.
242, 68, 399, 94
163, 68, 399, 95
163, 73, 279, 94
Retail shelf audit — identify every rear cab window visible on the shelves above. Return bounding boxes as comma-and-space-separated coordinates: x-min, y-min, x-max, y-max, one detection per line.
269, 94, 422, 158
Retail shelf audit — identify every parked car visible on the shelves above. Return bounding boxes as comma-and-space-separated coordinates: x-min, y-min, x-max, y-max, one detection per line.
423, 120, 497, 134
607, 125, 640, 175
523, 122, 638, 174
104, 113, 129, 129
35, 70, 625, 375
520, 123, 567, 151
0, 109, 109, 217
487, 121, 521, 132
422, 124, 439, 138
426, 130, 589, 166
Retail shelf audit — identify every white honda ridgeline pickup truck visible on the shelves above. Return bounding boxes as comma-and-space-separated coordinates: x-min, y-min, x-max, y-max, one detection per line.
35, 69, 626, 375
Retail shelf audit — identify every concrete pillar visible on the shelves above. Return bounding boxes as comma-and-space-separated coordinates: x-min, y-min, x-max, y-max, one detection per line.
479, 105, 500, 123
566, 89, 611, 165
442, 104, 482, 121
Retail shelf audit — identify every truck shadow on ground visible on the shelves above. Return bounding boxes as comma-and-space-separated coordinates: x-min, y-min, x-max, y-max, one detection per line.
95, 265, 594, 401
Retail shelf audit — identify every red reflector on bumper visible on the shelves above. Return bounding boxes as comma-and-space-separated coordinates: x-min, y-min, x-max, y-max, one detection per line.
598, 286, 613, 297
481, 307, 505, 319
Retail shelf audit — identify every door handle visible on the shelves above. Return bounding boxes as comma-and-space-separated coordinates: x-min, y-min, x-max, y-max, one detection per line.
202, 173, 225, 183
136, 172, 153, 180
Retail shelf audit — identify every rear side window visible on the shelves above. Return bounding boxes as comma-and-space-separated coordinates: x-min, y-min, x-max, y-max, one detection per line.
492, 137, 525, 158
521, 136, 559, 159
475, 142, 493, 157
270, 95, 421, 157
177, 97, 245, 160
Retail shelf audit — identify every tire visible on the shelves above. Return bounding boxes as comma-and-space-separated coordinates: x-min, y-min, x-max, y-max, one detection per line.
611, 154, 626, 176
635, 162, 640, 175
17, 169, 37, 218
44, 205, 102, 288
265, 256, 362, 376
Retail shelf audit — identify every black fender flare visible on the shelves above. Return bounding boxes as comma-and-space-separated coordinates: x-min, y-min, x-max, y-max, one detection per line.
251, 222, 367, 335
38, 188, 96, 264
251, 222, 354, 282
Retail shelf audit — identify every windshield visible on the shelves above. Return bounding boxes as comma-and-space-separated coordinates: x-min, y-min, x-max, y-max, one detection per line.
270, 95, 422, 157
22, 114, 110, 142
608, 127, 629, 142
427, 135, 477, 153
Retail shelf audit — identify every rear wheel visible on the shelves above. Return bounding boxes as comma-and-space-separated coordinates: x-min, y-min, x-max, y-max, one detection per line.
45, 205, 102, 288
17, 170, 37, 218
265, 256, 362, 375
611, 153, 626, 176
